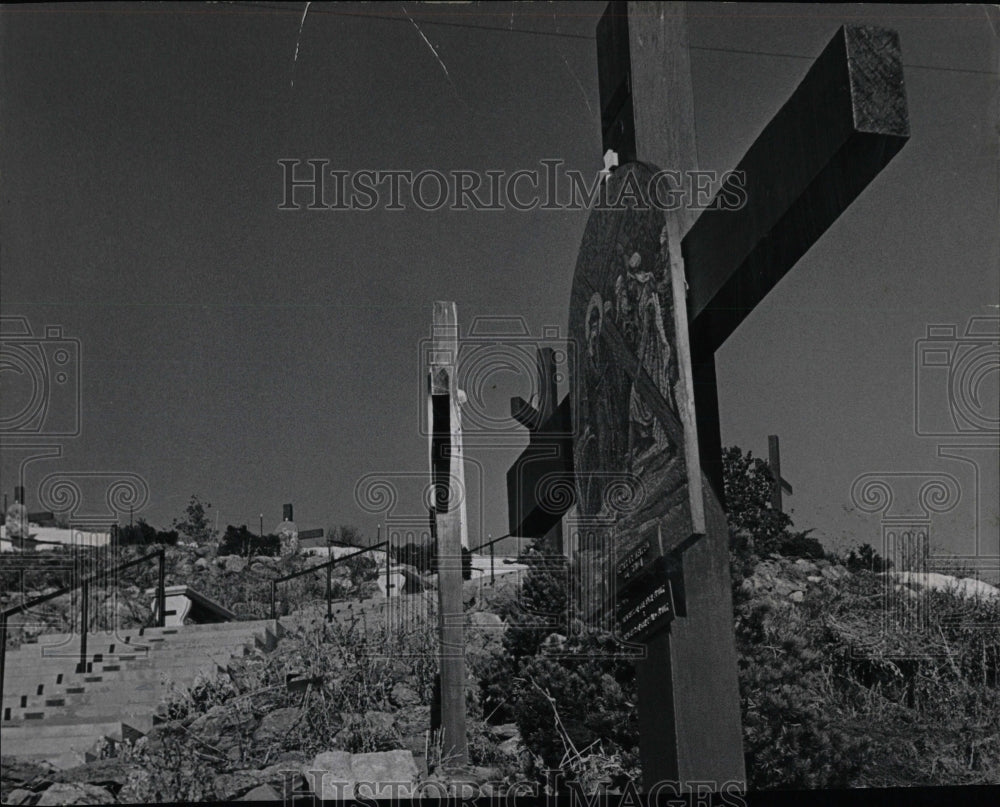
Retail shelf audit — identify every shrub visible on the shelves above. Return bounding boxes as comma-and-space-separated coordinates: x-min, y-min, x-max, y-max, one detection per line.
218, 525, 280, 557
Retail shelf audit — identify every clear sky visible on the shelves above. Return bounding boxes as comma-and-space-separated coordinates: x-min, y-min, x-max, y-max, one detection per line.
1, 3, 997, 575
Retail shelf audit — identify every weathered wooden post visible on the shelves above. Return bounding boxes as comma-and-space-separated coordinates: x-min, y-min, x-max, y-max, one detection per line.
427, 300, 469, 767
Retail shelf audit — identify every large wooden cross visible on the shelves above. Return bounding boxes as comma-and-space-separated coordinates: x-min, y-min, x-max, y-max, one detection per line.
598, 1, 907, 787
505, 0, 908, 789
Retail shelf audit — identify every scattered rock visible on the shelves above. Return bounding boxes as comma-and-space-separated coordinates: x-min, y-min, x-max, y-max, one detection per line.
304, 751, 353, 800
36, 783, 114, 806
468, 611, 503, 630
4, 789, 38, 806
189, 703, 256, 755
822, 564, 848, 581
304, 750, 420, 800
789, 590, 805, 603
51, 758, 129, 790
214, 771, 264, 801
194, 557, 210, 572
240, 784, 281, 801
390, 682, 421, 707
253, 706, 302, 743
223, 555, 248, 574
394, 704, 430, 737
489, 723, 519, 741
349, 750, 420, 799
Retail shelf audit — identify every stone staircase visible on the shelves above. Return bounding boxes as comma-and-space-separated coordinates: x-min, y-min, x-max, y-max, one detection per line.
1, 619, 280, 769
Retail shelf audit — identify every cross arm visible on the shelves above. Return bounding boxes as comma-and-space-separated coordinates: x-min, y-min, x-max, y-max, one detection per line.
684, 25, 909, 357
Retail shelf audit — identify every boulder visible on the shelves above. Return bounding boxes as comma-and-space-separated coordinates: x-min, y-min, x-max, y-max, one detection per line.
348, 751, 419, 799
36, 783, 114, 806
3, 789, 37, 806
194, 557, 210, 572
304, 751, 353, 800
304, 749, 420, 800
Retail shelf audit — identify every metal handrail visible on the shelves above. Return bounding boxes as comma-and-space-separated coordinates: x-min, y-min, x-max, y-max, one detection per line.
0, 547, 166, 709
469, 534, 533, 584
270, 541, 388, 621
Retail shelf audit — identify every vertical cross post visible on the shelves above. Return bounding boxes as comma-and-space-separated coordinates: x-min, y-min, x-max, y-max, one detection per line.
768, 435, 793, 514
157, 549, 166, 628
427, 300, 469, 767
598, 1, 745, 787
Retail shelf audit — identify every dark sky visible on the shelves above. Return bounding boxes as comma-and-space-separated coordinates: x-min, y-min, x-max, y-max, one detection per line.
1, 3, 997, 572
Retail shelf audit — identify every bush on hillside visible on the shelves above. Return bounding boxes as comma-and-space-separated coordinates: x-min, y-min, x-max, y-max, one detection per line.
218, 525, 281, 558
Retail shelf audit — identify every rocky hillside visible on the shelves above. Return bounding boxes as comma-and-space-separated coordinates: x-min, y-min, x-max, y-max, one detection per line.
3, 544, 999, 801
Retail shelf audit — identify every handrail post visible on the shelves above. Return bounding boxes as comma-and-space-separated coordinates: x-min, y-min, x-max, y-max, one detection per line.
326, 564, 332, 621
490, 543, 495, 585
157, 549, 166, 628
79, 579, 89, 674
385, 540, 391, 599
0, 613, 8, 709
270, 580, 276, 621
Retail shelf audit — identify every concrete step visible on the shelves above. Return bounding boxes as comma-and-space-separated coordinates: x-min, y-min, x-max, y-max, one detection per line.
5, 629, 270, 672
3, 654, 230, 707
0, 620, 283, 768
3, 662, 229, 712
29, 619, 279, 647
26, 629, 272, 659
2, 655, 231, 695
0, 720, 128, 769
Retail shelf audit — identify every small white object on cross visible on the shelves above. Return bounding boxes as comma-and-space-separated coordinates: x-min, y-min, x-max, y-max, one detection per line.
600, 148, 619, 183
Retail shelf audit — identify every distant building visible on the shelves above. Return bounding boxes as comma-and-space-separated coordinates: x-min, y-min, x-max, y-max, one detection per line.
0, 523, 112, 552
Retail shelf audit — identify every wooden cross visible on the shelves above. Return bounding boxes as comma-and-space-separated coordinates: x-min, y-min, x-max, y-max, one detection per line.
594, 0, 908, 788
768, 434, 794, 514
426, 300, 469, 767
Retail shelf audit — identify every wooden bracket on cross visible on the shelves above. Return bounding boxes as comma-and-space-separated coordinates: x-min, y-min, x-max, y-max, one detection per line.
506, 348, 575, 550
